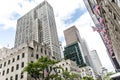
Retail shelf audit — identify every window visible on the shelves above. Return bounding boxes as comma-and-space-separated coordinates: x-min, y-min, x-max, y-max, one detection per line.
10, 76, 13, 80
12, 58, 15, 62
16, 64, 19, 70
21, 62, 24, 68
41, 48, 43, 53
31, 53, 34, 57
6, 68, 9, 74
21, 73, 24, 79
36, 54, 39, 59
45, 50, 47, 55
2, 70, 5, 76
22, 53, 25, 58
11, 66, 14, 72
15, 74, 18, 80
6, 78, 8, 80
4, 62, 6, 67
8, 60, 10, 65
65, 67, 68, 71
0, 64, 2, 68
17, 55, 20, 60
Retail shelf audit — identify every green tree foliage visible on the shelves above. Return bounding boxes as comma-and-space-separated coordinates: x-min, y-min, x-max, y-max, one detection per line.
81, 76, 94, 80
103, 72, 114, 80
62, 70, 79, 80
22, 56, 58, 80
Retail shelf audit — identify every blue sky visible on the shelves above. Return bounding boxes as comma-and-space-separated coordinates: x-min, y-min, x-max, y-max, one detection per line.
0, 0, 115, 72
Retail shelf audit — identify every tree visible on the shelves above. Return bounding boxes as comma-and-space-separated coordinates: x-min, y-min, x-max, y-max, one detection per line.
62, 70, 79, 80
22, 56, 58, 80
81, 76, 94, 80
103, 72, 113, 80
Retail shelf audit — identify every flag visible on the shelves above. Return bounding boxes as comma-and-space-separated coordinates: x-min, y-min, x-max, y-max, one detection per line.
98, 17, 103, 24
91, 26, 101, 32
93, 5, 99, 15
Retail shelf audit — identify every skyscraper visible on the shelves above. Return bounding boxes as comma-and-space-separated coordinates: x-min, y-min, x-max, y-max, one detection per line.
64, 26, 86, 67
90, 50, 102, 74
64, 25, 82, 45
15, 1, 61, 60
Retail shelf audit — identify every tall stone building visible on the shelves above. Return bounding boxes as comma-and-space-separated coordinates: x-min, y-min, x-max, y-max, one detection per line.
64, 25, 82, 45
0, 41, 52, 80
84, 0, 120, 71
15, 1, 61, 60
64, 26, 86, 67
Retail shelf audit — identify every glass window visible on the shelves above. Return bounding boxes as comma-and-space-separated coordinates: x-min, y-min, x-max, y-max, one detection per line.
66, 67, 68, 71
8, 60, 10, 65
16, 64, 19, 70
36, 54, 39, 59
2, 70, 5, 76
0, 64, 2, 68
10, 76, 13, 80
6, 68, 9, 74
22, 53, 25, 58
12, 58, 15, 62
4, 62, 6, 67
21, 62, 24, 68
45, 50, 47, 55
17, 55, 20, 60
15, 74, 18, 80
6, 78, 8, 80
41, 48, 43, 53
31, 53, 34, 57
11, 66, 14, 72
21, 73, 24, 79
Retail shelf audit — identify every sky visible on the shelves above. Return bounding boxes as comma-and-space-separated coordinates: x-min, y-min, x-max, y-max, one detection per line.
0, 0, 115, 72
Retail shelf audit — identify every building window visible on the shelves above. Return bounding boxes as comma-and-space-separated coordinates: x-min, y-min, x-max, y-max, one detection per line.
21, 62, 24, 68
11, 66, 14, 72
16, 64, 19, 70
65, 67, 68, 71
31, 53, 34, 57
22, 53, 25, 58
17, 55, 20, 60
36, 54, 39, 59
41, 48, 43, 53
2, 70, 5, 76
4, 62, 6, 67
0, 64, 2, 68
21, 73, 24, 79
15, 74, 18, 80
6, 78, 8, 80
12, 58, 15, 62
45, 50, 47, 55
6, 68, 9, 74
8, 60, 10, 65
49, 52, 51, 56
10, 76, 13, 80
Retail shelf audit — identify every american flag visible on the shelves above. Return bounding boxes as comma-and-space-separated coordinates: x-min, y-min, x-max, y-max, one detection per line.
93, 5, 99, 15
92, 26, 101, 32
98, 17, 103, 24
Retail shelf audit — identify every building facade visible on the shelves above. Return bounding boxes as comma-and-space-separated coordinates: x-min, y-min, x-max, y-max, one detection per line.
64, 25, 82, 45
64, 26, 86, 67
15, 1, 61, 60
64, 42, 86, 67
54, 59, 96, 79
0, 41, 52, 80
84, 0, 120, 71
90, 50, 102, 75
